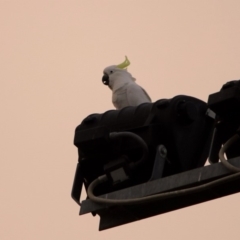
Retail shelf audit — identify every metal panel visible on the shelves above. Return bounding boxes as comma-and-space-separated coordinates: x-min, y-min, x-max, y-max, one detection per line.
79, 157, 240, 230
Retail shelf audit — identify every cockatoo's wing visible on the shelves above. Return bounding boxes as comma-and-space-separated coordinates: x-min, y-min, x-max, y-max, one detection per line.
126, 83, 151, 106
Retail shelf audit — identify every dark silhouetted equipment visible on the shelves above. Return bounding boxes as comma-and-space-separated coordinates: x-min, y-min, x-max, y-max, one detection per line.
71, 81, 240, 231
208, 80, 240, 162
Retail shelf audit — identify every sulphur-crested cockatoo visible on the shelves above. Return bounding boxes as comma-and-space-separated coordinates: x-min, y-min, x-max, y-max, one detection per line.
102, 56, 151, 110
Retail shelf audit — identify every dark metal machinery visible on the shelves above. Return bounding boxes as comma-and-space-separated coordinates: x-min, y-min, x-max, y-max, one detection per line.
71, 81, 240, 231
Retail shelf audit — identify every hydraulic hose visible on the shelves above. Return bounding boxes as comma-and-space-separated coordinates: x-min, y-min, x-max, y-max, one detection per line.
87, 172, 240, 205
219, 134, 240, 172
87, 134, 240, 205
109, 132, 148, 169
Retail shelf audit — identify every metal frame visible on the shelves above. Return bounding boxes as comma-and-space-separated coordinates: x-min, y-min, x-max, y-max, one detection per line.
78, 157, 240, 230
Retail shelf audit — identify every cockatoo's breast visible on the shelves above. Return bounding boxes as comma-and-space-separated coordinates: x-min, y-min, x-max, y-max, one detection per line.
112, 84, 129, 109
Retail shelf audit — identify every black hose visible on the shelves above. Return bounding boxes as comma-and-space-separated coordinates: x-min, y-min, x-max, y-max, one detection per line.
109, 132, 148, 169
87, 172, 240, 205
87, 134, 240, 205
219, 134, 240, 172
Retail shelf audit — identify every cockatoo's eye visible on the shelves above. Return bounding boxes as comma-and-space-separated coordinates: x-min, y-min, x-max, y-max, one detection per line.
110, 70, 113, 74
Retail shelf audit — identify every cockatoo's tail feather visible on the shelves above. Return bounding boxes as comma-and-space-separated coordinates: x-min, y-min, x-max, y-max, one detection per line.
117, 56, 130, 69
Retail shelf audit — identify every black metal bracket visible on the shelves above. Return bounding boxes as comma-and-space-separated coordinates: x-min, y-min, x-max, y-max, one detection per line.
71, 163, 83, 206
149, 145, 167, 181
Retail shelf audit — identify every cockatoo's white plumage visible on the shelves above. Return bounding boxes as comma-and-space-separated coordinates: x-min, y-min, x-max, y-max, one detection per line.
102, 56, 151, 110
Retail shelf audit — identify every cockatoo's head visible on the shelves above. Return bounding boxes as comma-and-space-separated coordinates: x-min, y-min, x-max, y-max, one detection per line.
102, 56, 135, 90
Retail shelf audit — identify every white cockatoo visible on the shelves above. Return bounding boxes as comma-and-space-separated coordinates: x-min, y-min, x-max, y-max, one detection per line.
102, 56, 151, 110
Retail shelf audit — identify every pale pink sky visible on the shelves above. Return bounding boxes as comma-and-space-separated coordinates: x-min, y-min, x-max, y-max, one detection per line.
1, 1, 240, 239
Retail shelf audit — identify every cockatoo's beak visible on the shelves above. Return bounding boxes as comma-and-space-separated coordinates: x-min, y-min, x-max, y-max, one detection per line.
102, 74, 109, 85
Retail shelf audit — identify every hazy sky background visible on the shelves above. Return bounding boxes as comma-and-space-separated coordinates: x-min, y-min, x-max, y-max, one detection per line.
1, 1, 240, 239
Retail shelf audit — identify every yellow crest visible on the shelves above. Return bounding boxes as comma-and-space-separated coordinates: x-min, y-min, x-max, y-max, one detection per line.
116, 56, 130, 69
